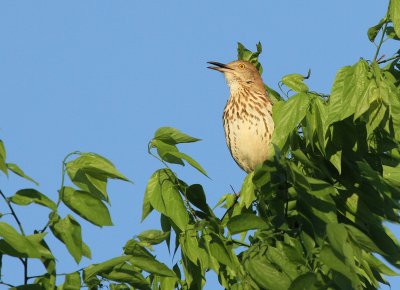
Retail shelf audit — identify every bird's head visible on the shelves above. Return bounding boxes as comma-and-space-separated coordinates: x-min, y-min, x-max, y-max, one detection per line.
207, 60, 264, 93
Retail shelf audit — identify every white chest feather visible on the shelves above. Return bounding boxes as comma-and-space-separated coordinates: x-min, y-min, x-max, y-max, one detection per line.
223, 91, 274, 172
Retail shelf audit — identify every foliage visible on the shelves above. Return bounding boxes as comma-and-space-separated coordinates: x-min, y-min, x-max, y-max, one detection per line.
1, 1, 400, 289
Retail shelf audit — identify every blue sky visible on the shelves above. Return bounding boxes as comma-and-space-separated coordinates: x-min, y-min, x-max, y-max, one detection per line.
0, 1, 398, 289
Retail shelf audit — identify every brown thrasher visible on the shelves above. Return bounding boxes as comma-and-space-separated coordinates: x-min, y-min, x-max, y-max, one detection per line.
208, 60, 274, 173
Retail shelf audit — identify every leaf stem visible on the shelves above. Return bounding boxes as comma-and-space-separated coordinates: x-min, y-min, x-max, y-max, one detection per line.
0, 190, 25, 235
40, 151, 80, 233
378, 54, 400, 64
374, 22, 388, 61
230, 239, 250, 247
0, 190, 30, 284
0, 281, 15, 287
221, 188, 240, 222
23, 258, 28, 284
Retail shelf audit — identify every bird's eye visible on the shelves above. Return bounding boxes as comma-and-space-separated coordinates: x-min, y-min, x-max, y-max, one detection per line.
239, 64, 245, 69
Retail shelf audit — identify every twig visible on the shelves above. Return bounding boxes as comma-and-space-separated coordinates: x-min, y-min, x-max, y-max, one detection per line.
27, 268, 84, 280
40, 151, 80, 233
378, 55, 400, 64
221, 185, 240, 221
231, 239, 250, 247
0, 190, 25, 235
374, 22, 388, 61
0, 281, 15, 287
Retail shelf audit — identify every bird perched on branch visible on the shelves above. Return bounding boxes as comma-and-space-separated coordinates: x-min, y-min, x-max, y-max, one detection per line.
208, 60, 274, 173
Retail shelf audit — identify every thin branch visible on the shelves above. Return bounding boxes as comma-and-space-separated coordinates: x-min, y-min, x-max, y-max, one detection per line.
0, 190, 25, 235
221, 186, 240, 221
40, 151, 80, 233
374, 22, 388, 61
230, 239, 250, 247
27, 268, 84, 280
23, 258, 28, 285
0, 281, 15, 287
378, 54, 400, 64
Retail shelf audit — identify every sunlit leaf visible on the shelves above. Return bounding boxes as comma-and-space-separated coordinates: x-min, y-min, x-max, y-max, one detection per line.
84, 256, 131, 280
0, 222, 41, 258
282, 73, 309, 93
137, 230, 170, 245
10, 189, 56, 210
367, 17, 387, 42
142, 169, 189, 230
61, 186, 112, 227
389, 0, 400, 38
227, 213, 267, 235
0, 140, 7, 176
237, 42, 263, 74
66, 153, 129, 182
61, 272, 81, 290
7, 163, 38, 185
238, 172, 256, 209
50, 214, 83, 263
272, 93, 310, 149
153, 127, 200, 145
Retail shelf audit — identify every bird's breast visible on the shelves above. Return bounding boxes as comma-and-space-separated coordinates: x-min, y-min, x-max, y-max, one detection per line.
223, 92, 274, 172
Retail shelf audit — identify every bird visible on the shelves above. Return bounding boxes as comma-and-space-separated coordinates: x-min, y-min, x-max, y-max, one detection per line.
207, 60, 274, 173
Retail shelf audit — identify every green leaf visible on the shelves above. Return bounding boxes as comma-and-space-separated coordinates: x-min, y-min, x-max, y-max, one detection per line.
168, 151, 208, 177
50, 214, 83, 263
367, 17, 387, 42
150, 139, 208, 176
100, 263, 149, 287
208, 234, 235, 269
10, 285, 44, 290
142, 169, 189, 230
345, 224, 384, 255
386, 26, 400, 39
320, 246, 360, 288
10, 189, 56, 210
153, 127, 201, 145
7, 163, 38, 185
365, 102, 387, 137
137, 230, 170, 245
66, 165, 109, 202
186, 184, 209, 213
265, 84, 283, 104
84, 256, 131, 280
305, 97, 328, 151
365, 254, 398, 276
150, 139, 184, 165
289, 273, 318, 290
227, 213, 267, 235
26, 233, 53, 259
66, 153, 129, 182
180, 226, 209, 269
389, 0, 400, 38
237, 42, 263, 74
271, 93, 310, 149
61, 272, 81, 290
124, 239, 177, 277
282, 73, 309, 93
0, 232, 52, 260
389, 86, 400, 141
246, 256, 291, 290
160, 276, 178, 290
327, 60, 379, 125
239, 172, 256, 209
266, 246, 300, 280
0, 222, 41, 258
0, 140, 8, 176
61, 186, 112, 227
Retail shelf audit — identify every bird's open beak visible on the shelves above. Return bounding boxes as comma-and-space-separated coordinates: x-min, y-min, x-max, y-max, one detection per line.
207, 61, 232, 72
